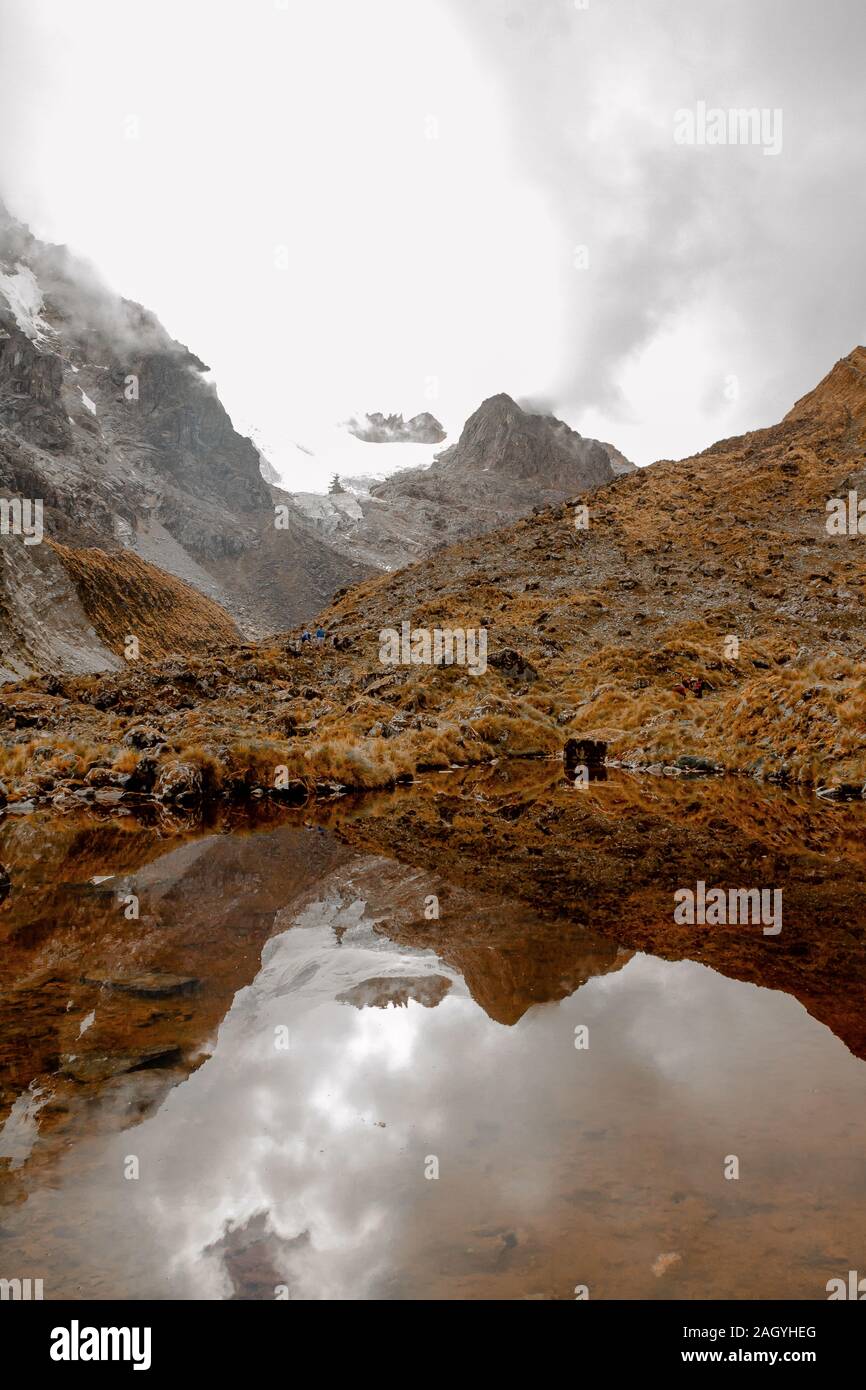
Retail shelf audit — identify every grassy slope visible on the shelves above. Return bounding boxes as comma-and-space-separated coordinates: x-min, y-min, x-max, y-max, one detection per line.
2, 348, 866, 802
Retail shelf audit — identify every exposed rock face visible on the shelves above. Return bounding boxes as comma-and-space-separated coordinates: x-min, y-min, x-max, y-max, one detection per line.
0, 202, 368, 680
346, 410, 446, 444
291, 393, 624, 571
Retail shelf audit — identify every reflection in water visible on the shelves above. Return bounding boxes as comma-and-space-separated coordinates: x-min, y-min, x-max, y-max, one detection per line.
1, 772, 865, 1300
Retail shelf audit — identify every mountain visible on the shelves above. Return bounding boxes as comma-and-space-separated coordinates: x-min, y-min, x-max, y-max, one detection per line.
4, 347, 865, 810
345, 410, 446, 444
290, 393, 624, 570
0, 202, 368, 680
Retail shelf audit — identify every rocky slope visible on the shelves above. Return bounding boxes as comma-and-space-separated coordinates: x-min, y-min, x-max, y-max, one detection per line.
289, 393, 626, 570
0, 202, 368, 679
2, 348, 866, 808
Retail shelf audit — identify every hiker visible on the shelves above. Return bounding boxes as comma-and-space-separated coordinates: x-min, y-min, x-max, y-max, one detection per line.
315, 626, 326, 642
300, 629, 312, 643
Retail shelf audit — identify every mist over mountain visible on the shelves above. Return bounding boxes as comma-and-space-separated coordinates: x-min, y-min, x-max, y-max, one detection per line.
0, 202, 368, 678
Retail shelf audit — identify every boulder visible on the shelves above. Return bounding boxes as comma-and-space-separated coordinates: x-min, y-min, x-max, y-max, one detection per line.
154, 760, 204, 805
123, 724, 166, 750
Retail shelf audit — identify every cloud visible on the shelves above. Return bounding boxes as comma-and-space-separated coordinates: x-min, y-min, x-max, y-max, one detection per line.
444, 0, 866, 459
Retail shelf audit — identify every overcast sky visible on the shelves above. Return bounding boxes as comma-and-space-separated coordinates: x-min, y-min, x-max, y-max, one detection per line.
0, 0, 864, 487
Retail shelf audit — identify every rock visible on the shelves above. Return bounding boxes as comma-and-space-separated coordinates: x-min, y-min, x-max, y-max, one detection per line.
817, 783, 863, 801
154, 760, 203, 805
82, 972, 200, 998
314, 780, 347, 798
0, 862, 10, 905
675, 755, 721, 774
125, 756, 159, 794
123, 724, 166, 750
270, 779, 308, 804
0, 780, 6, 809
564, 737, 607, 769
488, 648, 539, 682
84, 766, 131, 788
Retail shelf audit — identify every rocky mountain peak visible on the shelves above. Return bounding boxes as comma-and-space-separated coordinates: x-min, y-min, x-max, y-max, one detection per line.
783, 347, 866, 429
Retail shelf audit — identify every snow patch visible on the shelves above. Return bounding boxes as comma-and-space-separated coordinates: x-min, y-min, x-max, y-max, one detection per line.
0, 262, 52, 343
79, 387, 97, 416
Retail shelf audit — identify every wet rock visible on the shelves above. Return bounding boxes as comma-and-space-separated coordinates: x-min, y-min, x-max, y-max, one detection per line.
82, 972, 200, 999
84, 766, 131, 788
675, 755, 721, 774
125, 756, 159, 794
817, 783, 864, 801
564, 737, 607, 769
154, 760, 204, 805
0, 862, 10, 905
270, 780, 308, 804
314, 780, 347, 798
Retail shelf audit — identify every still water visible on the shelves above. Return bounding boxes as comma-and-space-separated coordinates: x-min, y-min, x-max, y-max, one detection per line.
1, 773, 865, 1300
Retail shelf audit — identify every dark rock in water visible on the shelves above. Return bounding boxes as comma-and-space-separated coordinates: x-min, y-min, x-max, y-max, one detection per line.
0, 862, 10, 905
314, 780, 347, 798
675, 754, 721, 773
565, 737, 607, 769
337, 975, 452, 1010
817, 783, 864, 801
155, 760, 203, 805
126, 755, 159, 794
270, 779, 308, 804
82, 971, 200, 998
488, 648, 538, 682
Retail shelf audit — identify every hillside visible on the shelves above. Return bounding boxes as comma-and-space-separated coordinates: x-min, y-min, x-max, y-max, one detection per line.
1, 348, 866, 807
